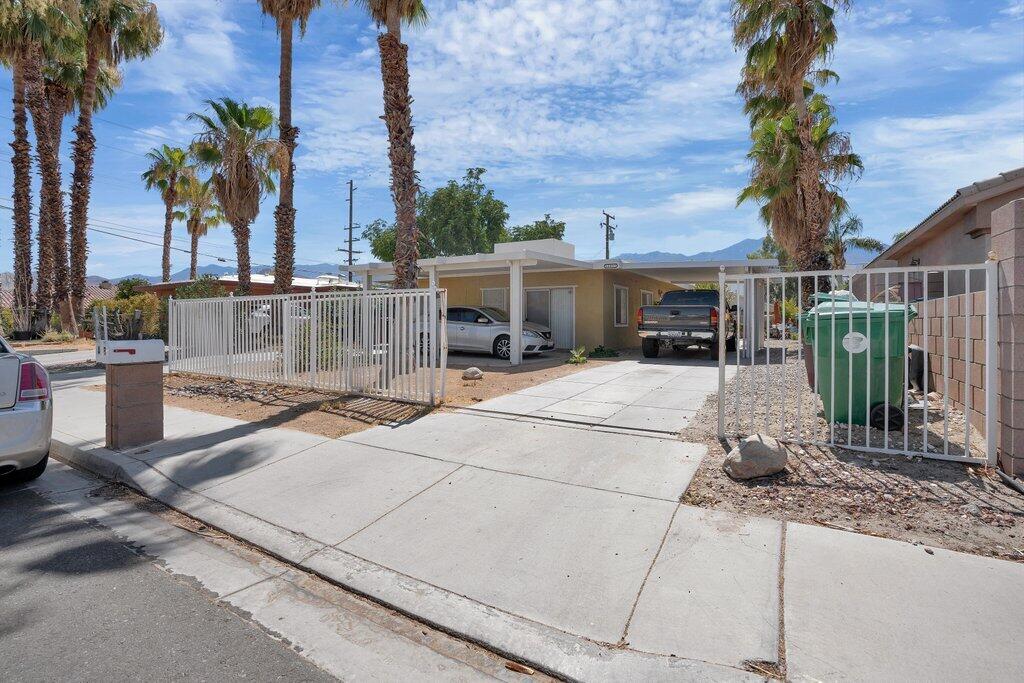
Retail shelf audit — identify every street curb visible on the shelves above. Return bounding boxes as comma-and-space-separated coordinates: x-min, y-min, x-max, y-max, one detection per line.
52, 435, 759, 682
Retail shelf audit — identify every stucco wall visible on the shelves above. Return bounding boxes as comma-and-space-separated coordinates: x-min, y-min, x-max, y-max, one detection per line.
429, 268, 675, 350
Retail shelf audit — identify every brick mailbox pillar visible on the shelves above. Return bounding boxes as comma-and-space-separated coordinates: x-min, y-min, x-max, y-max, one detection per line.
992, 199, 1024, 475
106, 362, 163, 449
97, 338, 166, 450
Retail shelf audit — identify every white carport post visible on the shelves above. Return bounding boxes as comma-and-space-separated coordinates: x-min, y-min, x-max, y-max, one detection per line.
509, 259, 523, 365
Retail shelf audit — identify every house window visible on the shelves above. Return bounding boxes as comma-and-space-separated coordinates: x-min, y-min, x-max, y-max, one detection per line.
641, 290, 655, 307
481, 287, 508, 312
614, 285, 629, 327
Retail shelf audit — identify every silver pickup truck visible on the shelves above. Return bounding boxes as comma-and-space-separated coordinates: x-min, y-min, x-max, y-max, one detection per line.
637, 289, 736, 359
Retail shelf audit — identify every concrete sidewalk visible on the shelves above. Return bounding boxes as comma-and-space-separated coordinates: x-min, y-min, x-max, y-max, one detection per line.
50, 377, 1024, 680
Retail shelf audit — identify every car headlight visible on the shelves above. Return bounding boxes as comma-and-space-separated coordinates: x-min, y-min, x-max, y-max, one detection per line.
524, 330, 541, 338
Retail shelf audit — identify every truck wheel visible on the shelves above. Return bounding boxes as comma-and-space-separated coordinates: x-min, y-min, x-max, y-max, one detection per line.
642, 338, 660, 358
726, 336, 736, 352
708, 343, 720, 361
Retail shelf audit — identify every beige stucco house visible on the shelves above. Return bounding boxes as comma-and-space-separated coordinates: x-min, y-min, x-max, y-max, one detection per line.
344, 239, 777, 364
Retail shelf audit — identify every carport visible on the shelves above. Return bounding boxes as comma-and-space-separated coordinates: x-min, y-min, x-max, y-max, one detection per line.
344, 239, 777, 365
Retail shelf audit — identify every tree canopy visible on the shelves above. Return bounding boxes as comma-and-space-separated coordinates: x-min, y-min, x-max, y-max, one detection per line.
362, 168, 567, 262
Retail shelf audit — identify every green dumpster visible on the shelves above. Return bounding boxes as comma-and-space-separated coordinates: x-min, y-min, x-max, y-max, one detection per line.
801, 295, 917, 428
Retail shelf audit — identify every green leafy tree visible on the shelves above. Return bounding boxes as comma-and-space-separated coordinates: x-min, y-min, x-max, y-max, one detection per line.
115, 276, 149, 299
507, 214, 565, 242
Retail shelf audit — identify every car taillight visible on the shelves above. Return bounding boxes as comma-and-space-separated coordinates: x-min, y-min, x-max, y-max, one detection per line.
636, 308, 644, 328
710, 306, 719, 328
18, 361, 49, 401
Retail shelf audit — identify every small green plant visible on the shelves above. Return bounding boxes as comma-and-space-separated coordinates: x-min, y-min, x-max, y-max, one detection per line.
0, 307, 13, 335
566, 346, 588, 365
40, 329, 75, 344
588, 345, 620, 358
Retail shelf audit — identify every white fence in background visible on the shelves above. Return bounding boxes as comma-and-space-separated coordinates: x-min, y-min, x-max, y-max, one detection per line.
717, 262, 997, 464
168, 288, 448, 405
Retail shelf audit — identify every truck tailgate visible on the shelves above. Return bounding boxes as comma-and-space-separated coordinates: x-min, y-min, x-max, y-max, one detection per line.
640, 305, 710, 330
0, 354, 19, 409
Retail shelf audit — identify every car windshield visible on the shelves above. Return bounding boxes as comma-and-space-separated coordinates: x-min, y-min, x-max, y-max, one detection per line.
477, 307, 509, 322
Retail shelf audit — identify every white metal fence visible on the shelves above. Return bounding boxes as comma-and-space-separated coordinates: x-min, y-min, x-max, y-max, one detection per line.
168, 288, 448, 405
717, 262, 997, 464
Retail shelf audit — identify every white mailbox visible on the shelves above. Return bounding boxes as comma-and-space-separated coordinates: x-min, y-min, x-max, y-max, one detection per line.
96, 339, 166, 365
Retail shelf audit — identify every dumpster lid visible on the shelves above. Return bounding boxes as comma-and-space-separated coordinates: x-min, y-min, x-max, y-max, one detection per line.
811, 290, 858, 304
801, 299, 917, 321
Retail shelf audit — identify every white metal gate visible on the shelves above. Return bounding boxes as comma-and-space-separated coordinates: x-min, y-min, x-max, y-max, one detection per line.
717, 262, 997, 464
168, 288, 448, 405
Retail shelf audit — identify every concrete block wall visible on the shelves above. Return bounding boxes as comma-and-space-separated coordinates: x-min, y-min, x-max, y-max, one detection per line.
907, 292, 988, 435
992, 199, 1024, 476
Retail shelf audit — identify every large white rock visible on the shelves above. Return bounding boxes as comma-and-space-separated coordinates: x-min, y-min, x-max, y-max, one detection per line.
723, 434, 787, 480
462, 367, 484, 380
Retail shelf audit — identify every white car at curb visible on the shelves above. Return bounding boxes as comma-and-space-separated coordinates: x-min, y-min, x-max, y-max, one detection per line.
0, 335, 52, 483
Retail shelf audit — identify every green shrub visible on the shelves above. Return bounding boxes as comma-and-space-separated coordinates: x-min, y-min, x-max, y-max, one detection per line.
40, 329, 75, 343
116, 277, 150, 299
173, 275, 228, 300
0, 308, 12, 335
588, 345, 619, 358
566, 346, 588, 365
87, 293, 161, 338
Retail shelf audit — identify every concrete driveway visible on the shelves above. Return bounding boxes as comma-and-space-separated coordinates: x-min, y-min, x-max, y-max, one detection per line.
465, 352, 736, 433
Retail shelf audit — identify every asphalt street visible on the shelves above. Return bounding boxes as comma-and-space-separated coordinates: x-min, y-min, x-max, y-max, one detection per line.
0, 481, 335, 682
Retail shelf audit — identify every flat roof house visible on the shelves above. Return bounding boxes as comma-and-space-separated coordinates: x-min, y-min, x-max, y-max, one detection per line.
344, 238, 778, 365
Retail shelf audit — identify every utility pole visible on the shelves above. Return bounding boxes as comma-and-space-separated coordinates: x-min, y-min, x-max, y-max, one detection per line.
602, 210, 616, 260
337, 179, 362, 282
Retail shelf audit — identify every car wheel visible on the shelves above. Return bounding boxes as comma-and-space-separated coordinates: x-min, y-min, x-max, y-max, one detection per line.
9, 453, 48, 484
493, 335, 511, 360
642, 338, 660, 358
708, 343, 719, 361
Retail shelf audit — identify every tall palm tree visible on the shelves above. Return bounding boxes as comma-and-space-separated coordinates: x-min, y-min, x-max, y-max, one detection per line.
71, 0, 161, 316
21, 8, 75, 330
189, 98, 284, 296
258, 0, 322, 294
142, 145, 192, 282
0, 1, 51, 330
737, 93, 862, 265
352, 0, 427, 289
175, 176, 224, 280
733, 0, 850, 271
826, 212, 885, 270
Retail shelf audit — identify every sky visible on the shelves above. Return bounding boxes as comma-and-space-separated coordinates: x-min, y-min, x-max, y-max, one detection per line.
1, 0, 1022, 278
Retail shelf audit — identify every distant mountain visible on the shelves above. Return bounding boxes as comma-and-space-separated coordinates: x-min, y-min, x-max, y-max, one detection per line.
617, 238, 880, 265
85, 262, 342, 284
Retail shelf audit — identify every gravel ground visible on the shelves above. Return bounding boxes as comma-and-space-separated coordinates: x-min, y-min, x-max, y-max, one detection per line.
681, 345, 1024, 562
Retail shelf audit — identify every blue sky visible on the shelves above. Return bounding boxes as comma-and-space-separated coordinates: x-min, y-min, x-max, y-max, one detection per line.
1, 0, 1022, 277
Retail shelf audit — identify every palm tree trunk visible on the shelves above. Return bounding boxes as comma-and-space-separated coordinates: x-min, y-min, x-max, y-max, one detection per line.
273, 18, 297, 295
44, 80, 76, 334
378, 31, 419, 289
189, 220, 199, 280
791, 83, 830, 274
69, 36, 102, 320
10, 54, 33, 331
24, 46, 55, 319
231, 219, 252, 295
162, 171, 177, 282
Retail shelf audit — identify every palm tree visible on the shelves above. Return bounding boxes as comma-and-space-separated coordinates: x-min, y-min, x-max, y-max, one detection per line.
0, 2, 51, 330
175, 176, 224, 280
21, 7, 75, 330
733, 0, 851, 271
189, 98, 284, 295
71, 0, 162, 316
142, 145, 192, 282
352, 0, 428, 289
826, 212, 885, 270
257, 0, 322, 294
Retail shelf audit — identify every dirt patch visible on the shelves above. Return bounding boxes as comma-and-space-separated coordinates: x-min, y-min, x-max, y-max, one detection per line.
681, 350, 1024, 562
10, 337, 95, 352
83, 352, 615, 439
47, 360, 99, 374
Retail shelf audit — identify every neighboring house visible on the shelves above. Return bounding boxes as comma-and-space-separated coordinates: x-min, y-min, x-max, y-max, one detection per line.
142, 273, 361, 298
865, 167, 1024, 477
344, 238, 778, 361
0, 281, 116, 312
